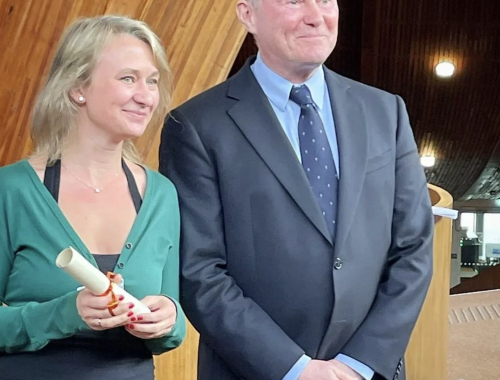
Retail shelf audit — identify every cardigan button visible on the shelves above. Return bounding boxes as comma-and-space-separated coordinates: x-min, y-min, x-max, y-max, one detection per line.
118, 263, 124, 269
125, 242, 133, 249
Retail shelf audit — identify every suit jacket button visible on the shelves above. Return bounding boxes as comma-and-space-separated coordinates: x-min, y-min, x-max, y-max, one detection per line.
334, 258, 343, 270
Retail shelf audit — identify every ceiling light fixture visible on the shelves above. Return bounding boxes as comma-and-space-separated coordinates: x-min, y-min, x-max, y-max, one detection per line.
421, 155, 436, 168
435, 61, 456, 78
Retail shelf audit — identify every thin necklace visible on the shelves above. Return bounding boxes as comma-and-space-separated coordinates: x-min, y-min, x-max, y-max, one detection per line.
62, 163, 121, 194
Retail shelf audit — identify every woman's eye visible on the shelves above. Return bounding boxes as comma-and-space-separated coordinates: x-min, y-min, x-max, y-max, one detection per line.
148, 78, 159, 85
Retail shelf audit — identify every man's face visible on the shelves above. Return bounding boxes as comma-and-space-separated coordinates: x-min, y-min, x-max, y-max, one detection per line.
250, 0, 339, 73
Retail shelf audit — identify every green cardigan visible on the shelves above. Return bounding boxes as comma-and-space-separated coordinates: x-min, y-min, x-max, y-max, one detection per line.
0, 160, 186, 354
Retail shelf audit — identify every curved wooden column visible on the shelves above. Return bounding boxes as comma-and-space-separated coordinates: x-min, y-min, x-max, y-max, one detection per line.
405, 184, 452, 380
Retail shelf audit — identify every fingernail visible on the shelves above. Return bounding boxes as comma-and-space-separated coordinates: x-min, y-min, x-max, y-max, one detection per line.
137, 316, 143, 321
129, 303, 134, 309
131, 317, 137, 322
127, 311, 134, 317
129, 324, 134, 329
118, 295, 125, 301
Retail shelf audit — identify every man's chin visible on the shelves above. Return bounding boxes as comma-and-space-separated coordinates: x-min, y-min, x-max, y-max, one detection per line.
294, 51, 333, 66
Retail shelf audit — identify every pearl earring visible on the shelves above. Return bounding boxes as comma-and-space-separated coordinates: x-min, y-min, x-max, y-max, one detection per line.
78, 96, 85, 103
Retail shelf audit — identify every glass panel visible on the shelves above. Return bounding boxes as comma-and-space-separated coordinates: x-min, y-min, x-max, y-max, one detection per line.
459, 213, 500, 282
482, 213, 500, 266
460, 212, 476, 234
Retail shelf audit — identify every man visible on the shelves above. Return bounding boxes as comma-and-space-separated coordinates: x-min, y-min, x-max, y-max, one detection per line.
159, 0, 434, 379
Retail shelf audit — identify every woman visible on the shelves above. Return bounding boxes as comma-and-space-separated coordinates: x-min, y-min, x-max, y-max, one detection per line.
0, 15, 186, 379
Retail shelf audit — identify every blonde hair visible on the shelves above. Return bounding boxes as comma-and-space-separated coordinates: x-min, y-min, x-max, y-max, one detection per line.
31, 15, 172, 165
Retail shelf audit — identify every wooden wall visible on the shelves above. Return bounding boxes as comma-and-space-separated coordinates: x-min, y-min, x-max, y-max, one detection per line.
0, 0, 247, 169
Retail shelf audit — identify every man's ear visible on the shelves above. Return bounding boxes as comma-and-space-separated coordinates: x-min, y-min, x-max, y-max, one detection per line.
236, 0, 257, 34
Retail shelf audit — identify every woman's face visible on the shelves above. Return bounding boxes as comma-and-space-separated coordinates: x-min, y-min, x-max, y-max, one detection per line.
76, 34, 160, 143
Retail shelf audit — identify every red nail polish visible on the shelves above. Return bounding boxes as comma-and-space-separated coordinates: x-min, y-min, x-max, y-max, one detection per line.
129, 324, 134, 329
137, 316, 143, 321
131, 317, 137, 322
127, 311, 134, 317
118, 295, 125, 301
129, 303, 134, 309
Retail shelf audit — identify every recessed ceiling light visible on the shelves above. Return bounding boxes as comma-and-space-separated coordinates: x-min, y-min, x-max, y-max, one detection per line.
435, 62, 456, 78
421, 155, 436, 168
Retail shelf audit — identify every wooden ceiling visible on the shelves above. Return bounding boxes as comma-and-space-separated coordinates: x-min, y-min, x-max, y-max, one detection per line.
231, 0, 500, 201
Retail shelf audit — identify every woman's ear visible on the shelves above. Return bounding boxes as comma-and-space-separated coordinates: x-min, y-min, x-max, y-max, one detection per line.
70, 89, 86, 105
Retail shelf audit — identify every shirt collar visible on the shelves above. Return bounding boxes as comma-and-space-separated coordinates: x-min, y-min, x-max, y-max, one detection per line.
251, 52, 327, 112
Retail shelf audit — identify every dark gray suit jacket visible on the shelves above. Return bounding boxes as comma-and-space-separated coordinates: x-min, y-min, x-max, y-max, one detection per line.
159, 57, 434, 380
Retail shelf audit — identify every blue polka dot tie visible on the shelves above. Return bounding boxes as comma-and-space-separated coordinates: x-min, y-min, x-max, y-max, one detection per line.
290, 85, 339, 239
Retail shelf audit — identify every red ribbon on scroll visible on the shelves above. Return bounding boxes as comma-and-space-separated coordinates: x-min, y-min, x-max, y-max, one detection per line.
97, 271, 119, 316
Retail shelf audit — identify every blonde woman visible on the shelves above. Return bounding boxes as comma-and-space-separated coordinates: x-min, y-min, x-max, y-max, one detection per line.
0, 15, 185, 379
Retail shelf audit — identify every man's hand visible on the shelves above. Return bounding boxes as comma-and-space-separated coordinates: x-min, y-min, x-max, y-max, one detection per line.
297, 360, 341, 380
329, 359, 364, 380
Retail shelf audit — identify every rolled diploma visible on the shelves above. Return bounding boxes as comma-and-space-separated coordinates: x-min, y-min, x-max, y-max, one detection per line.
56, 246, 151, 315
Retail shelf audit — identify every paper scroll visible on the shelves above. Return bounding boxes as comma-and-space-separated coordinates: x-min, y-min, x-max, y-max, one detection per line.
56, 246, 151, 315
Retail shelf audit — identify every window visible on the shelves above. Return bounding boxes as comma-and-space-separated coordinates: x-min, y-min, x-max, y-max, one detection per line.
460, 213, 476, 234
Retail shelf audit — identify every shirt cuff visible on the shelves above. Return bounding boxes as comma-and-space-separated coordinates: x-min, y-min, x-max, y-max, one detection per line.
335, 354, 374, 380
282, 354, 311, 380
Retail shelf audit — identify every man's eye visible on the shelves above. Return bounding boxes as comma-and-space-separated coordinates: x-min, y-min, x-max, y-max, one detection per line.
121, 76, 134, 84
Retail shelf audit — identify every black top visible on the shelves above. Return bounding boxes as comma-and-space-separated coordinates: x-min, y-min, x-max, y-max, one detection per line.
43, 159, 143, 213
0, 159, 153, 380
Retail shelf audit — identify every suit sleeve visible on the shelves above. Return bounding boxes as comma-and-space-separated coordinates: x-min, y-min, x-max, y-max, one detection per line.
159, 109, 305, 380
340, 95, 434, 379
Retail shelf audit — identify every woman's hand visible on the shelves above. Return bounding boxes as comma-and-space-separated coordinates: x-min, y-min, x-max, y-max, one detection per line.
76, 274, 135, 331
125, 295, 177, 339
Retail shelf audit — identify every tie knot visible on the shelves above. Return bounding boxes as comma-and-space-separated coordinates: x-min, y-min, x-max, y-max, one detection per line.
289, 85, 314, 107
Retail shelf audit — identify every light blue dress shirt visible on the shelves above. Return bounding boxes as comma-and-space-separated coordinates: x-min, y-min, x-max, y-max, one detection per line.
250, 53, 374, 380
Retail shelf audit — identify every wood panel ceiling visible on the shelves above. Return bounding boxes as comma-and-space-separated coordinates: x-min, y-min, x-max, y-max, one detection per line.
231, 0, 500, 201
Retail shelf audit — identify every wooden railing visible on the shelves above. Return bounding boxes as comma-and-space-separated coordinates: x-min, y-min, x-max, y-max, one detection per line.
404, 184, 453, 380
450, 263, 500, 295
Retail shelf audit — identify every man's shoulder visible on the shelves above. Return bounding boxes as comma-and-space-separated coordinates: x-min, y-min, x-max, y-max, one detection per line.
174, 76, 237, 115
326, 68, 398, 102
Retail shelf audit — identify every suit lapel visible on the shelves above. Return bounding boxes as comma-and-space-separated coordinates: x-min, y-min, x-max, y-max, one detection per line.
325, 70, 368, 257
227, 61, 332, 245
